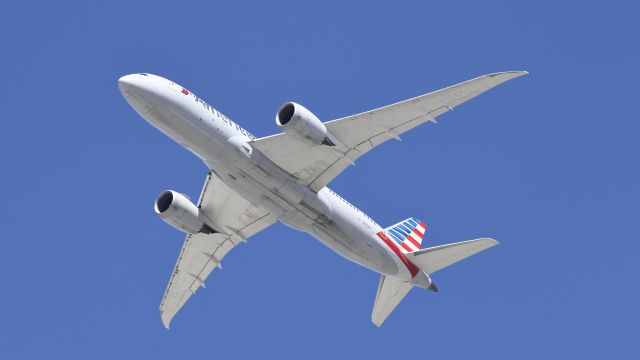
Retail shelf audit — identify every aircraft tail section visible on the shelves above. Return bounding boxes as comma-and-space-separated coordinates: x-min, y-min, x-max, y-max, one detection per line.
383, 217, 427, 253
371, 238, 498, 327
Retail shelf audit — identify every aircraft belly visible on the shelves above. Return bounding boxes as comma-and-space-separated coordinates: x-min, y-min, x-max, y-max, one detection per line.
308, 221, 400, 276
140, 99, 402, 277
218, 170, 402, 276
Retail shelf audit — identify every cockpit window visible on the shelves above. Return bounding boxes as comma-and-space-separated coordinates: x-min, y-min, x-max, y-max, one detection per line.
138, 73, 148, 76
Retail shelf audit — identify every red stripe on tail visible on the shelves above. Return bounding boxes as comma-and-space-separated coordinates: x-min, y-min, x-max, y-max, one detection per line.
407, 236, 420, 248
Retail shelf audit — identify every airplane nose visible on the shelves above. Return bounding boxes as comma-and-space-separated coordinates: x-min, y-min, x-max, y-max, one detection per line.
118, 73, 156, 114
118, 74, 137, 94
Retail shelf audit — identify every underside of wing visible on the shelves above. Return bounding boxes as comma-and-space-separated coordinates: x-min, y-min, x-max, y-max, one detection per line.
252, 71, 527, 191
197, 171, 276, 243
251, 132, 355, 191
159, 172, 276, 328
160, 232, 234, 328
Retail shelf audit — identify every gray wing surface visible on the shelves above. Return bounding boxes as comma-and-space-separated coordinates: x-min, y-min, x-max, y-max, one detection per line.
252, 71, 527, 191
160, 172, 276, 328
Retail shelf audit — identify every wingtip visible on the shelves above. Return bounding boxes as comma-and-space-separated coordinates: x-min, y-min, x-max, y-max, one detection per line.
487, 70, 529, 79
485, 237, 500, 246
161, 311, 172, 330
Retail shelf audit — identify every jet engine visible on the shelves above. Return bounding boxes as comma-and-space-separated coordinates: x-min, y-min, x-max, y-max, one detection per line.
276, 102, 334, 146
154, 190, 214, 234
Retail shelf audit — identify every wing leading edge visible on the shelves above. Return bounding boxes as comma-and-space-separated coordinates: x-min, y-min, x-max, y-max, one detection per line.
252, 71, 527, 191
160, 172, 276, 328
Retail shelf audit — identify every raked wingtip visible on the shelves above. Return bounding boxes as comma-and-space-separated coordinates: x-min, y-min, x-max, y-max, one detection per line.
161, 312, 172, 330
487, 70, 529, 79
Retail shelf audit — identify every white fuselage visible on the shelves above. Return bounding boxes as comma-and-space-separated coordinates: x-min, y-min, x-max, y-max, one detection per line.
119, 73, 413, 281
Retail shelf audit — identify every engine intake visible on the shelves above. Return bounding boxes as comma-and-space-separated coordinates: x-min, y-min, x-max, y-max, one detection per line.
154, 190, 214, 234
276, 102, 334, 146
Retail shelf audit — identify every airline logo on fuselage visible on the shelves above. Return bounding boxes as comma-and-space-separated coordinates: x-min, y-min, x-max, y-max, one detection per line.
182, 88, 256, 140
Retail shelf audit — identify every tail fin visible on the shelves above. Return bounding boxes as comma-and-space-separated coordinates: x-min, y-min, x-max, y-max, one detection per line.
384, 217, 427, 253
406, 238, 499, 275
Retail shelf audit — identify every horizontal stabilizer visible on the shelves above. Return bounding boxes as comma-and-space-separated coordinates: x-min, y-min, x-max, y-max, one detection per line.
372, 275, 412, 327
406, 238, 498, 275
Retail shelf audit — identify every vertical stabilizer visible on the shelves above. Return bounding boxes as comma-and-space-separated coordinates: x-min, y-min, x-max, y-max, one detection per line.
372, 275, 412, 327
384, 217, 427, 253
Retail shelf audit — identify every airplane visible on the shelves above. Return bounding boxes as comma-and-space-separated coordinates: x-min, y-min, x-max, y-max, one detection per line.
118, 70, 527, 328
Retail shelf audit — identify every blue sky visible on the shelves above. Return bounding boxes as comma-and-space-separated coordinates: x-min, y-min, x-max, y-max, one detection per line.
1, 1, 638, 358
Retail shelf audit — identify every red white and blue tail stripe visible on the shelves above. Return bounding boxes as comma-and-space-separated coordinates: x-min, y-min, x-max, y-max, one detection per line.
384, 217, 427, 253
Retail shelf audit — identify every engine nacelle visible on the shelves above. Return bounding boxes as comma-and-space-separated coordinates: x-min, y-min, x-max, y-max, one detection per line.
154, 190, 214, 234
276, 102, 334, 146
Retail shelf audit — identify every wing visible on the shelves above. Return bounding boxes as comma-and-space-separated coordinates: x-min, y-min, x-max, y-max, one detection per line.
159, 171, 277, 328
252, 71, 527, 191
